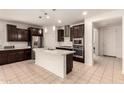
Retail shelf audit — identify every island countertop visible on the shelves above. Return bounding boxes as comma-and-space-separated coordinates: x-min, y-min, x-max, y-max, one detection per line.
34, 48, 75, 78
33, 48, 75, 55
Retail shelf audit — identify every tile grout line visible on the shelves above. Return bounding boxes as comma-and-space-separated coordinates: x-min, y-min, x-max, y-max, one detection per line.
99, 60, 108, 83
87, 61, 103, 83
112, 60, 115, 84
1, 66, 8, 83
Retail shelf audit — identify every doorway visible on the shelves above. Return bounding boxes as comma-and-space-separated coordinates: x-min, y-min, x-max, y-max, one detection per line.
93, 17, 122, 66
103, 27, 116, 57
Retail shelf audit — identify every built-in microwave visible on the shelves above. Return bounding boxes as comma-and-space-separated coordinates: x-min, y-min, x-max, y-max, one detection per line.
73, 38, 83, 45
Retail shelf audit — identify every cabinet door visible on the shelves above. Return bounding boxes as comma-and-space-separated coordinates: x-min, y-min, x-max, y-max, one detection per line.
24, 49, 31, 60
17, 29, 29, 41
58, 29, 64, 42
0, 52, 8, 65
66, 54, 73, 74
16, 51, 25, 61
7, 24, 17, 41
18, 29, 25, 41
24, 30, 29, 41
8, 51, 17, 63
31, 28, 42, 36
78, 25, 84, 38
70, 27, 73, 41
73, 24, 84, 38
73, 26, 78, 38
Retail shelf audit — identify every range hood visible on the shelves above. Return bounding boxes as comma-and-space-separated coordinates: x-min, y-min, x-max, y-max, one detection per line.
64, 25, 70, 37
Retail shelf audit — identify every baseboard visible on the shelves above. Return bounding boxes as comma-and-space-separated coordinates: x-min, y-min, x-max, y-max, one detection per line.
103, 55, 116, 58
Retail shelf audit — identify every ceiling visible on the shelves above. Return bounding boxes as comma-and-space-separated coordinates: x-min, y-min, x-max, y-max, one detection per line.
0, 9, 115, 26
93, 17, 122, 28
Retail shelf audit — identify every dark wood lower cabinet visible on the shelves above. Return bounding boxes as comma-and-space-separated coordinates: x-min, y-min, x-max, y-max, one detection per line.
56, 47, 73, 51
66, 54, 73, 74
73, 57, 84, 63
24, 50, 31, 60
0, 49, 31, 65
16, 51, 25, 62
0, 52, 8, 65
8, 51, 18, 63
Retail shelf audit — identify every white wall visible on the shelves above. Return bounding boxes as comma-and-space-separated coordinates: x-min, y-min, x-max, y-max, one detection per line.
98, 25, 122, 58
99, 29, 104, 56
85, 19, 93, 65
116, 26, 122, 58
122, 16, 124, 74
43, 26, 58, 49
93, 28, 99, 56
0, 20, 38, 49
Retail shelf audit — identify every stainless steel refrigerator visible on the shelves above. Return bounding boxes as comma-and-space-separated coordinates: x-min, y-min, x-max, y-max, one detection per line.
32, 36, 42, 48
32, 36, 43, 59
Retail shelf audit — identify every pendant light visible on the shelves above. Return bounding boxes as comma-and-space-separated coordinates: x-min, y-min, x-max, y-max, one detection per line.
39, 29, 42, 34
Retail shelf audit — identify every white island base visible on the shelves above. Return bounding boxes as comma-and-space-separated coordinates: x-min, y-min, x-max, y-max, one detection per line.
34, 48, 75, 78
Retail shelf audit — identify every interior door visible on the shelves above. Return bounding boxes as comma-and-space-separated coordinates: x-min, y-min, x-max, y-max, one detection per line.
103, 29, 116, 57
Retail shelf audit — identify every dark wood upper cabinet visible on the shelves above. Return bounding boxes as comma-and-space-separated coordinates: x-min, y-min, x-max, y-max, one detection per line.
17, 28, 28, 41
78, 24, 84, 38
23, 30, 29, 41
7, 24, 18, 41
73, 25, 79, 38
70, 27, 74, 41
7, 24, 29, 42
58, 29, 64, 42
28, 27, 43, 36
72, 24, 84, 38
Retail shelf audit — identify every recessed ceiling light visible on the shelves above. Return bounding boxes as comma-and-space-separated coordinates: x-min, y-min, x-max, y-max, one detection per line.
44, 28, 48, 33
53, 26, 56, 31
44, 13, 48, 15
52, 9, 56, 11
38, 16, 42, 19
58, 20, 62, 23
82, 11, 87, 15
46, 15, 50, 19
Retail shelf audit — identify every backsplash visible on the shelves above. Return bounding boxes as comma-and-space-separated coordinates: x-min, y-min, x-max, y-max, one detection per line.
0, 42, 29, 49
59, 37, 73, 46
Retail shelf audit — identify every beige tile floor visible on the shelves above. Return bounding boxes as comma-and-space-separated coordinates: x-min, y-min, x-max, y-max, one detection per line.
0, 56, 124, 84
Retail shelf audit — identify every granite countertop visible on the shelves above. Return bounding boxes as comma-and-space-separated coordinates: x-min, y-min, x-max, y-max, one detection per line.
56, 46, 73, 49
33, 48, 75, 55
0, 47, 31, 51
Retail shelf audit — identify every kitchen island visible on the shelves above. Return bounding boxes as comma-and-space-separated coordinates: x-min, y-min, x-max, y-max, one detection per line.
33, 48, 75, 78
